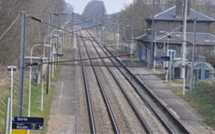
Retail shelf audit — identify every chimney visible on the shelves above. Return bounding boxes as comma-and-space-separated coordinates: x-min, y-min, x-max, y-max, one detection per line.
175, 0, 183, 18
175, 0, 191, 18
184, 0, 191, 16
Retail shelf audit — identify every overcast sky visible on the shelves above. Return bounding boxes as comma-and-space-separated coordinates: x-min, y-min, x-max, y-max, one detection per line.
64, 0, 133, 14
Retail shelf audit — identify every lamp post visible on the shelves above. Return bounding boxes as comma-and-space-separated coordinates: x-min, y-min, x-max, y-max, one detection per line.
29, 44, 51, 116
113, 23, 120, 49
47, 32, 60, 79
112, 24, 116, 47
7, 66, 16, 134
117, 24, 120, 50
163, 34, 198, 99
44, 34, 53, 95
126, 25, 131, 54
50, 30, 63, 61
182, 0, 189, 96
102, 26, 105, 44
152, 31, 171, 69
166, 37, 170, 83
44, 32, 61, 94
5, 98, 10, 134
156, 25, 184, 82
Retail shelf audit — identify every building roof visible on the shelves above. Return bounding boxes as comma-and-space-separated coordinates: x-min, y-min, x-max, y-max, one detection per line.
173, 61, 214, 70
187, 62, 214, 70
135, 34, 148, 41
145, 6, 215, 22
136, 32, 215, 46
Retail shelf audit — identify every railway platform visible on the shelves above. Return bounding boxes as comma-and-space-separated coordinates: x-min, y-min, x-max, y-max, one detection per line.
47, 38, 214, 133
110, 46, 215, 134
131, 67, 213, 134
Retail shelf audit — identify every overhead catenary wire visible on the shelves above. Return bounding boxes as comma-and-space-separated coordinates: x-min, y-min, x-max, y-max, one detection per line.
28, 15, 133, 59
72, 19, 93, 25
28, 15, 113, 47
57, 23, 101, 38
28, 15, 99, 41
42, 53, 132, 65
0, 13, 21, 42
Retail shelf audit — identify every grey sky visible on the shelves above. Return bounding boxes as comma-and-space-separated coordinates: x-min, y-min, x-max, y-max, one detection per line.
64, 0, 133, 14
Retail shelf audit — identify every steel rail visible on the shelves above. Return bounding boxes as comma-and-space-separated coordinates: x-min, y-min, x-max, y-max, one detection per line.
88, 30, 173, 133
85, 30, 152, 134
76, 31, 96, 134
103, 46, 189, 134
79, 30, 120, 134
43, 53, 131, 65
87, 31, 189, 134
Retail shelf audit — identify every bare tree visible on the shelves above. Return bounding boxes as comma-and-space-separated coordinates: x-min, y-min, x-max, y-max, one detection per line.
0, 0, 66, 66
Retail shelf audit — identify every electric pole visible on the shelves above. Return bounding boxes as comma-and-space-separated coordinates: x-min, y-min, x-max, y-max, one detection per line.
46, 12, 52, 94
71, 5, 74, 45
182, 0, 188, 95
190, 18, 197, 101
101, 7, 105, 44
129, 3, 132, 55
18, 11, 26, 116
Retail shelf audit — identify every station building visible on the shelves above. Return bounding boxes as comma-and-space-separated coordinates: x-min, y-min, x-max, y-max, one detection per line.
135, 0, 215, 65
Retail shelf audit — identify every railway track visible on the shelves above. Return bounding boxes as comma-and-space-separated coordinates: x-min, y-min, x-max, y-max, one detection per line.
83, 30, 155, 133
85, 29, 190, 134
77, 28, 155, 133
78, 30, 120, 134
76, 32, 96, 134
74, 25, 190, 133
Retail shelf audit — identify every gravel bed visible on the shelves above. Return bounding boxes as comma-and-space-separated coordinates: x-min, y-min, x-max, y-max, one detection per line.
97, 66, 146, 133
75, 36, 90, 134
88, 33, 168, 133
79, 36, 114, 134
110, 67, 168, 134
86, 40, 146, 133
106, 45, 184, 133
80, 30, 169, 133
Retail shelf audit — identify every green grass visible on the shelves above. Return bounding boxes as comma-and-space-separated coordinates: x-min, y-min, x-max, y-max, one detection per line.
172, 79, 183, 84
156, 73, 166, 80
107, 44, 117, 47
14, 80, 55, 134
51, 68, 61, 81
172, 89, 190, 101
1, 77, 56, 134
129, 55, 137, 61
156, 73, 183, 84
0, 85, 10, 134
172, 79, 215, 130
30, 84, 55, 134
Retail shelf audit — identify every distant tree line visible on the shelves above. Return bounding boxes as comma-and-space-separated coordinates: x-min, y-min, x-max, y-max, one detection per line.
82, 0, 106, 28
0, 0, 66, 66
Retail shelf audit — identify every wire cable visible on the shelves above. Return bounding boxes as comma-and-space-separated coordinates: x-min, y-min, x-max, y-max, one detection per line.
28, 15, 101, 41
57, 24, 101, 38
28, 15, 132, 56
43, 53, 131, 64
0, 13, 21, 41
